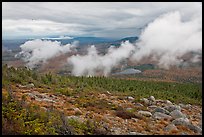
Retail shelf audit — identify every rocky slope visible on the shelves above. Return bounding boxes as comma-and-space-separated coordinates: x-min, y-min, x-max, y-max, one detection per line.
5, 83, 202, 135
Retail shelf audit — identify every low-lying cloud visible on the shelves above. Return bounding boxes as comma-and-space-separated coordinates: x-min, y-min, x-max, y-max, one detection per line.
67, 11, 202, 76
131, 11, 202, 69
15, 10, 201, 76
15, 39, 76, 68
67, 41, 135, 76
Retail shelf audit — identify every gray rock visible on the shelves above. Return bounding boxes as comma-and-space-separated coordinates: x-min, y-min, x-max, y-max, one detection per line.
74, 108, 83, 115
36, 94, 46, 99
185, 104, 192, 109
131, 118, 138, 122
153, 112, 172, 120
26, 83, 35, 88
178, 103, 186, 108
148, 105, 157, 110
128, 132, 144, 135
199, 120, 202, 128
106, 91, 111, 95
140, 98, 150, 105
149, 96, 156, 102
41, 107, 47, 111
111, 127, 122, 135
155, 99, 166, 103
43, 98, 56, 103
164, 105, 181, 112
186, 124, 202, 133
134, 103, 144, 107
152, 107, 170, 115
138, 111, 152, 117
126, 108, 134, 111
127, 96, 135, 101
166, 100, 173, 105
180, 132, 188, 135
164, 124, 178, 131
170, 110, 186, 119
66, 115, 84, 123
25, 93, 37, 99
172, 117, 190, 126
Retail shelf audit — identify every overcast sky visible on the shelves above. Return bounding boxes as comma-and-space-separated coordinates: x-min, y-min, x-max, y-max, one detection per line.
2, 2, 202, 39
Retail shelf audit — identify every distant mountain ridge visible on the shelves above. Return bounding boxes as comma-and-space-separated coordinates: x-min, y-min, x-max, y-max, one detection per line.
2, 36, 139, 50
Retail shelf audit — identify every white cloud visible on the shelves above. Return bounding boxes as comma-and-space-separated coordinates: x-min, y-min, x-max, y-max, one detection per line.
131, 11, 202, 69
15, 39, 76, 68
67, 41, 135, 76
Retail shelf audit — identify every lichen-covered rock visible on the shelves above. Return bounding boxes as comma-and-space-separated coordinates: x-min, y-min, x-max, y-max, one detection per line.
164, 105, 181, 112
134, 103, 144, 107
128, 132, 144, 135
186, 124, 202, 134
127, 96, 135, 101
74, 108, 83, 115
164, 124, 178, 131
26, 83, 35, 88
152, 107, 170, 115
170, 109, 186, 119
153, 112, 172, 120
148, 105, 157, 110
166, 100, 173, 106
66, 115, 84, 123
172, 117, 190, 126
140, 98, 150, 105
149, 96, 156, 102
138, 111, 152, 117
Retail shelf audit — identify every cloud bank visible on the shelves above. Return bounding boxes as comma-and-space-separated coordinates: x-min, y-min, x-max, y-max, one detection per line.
15, 39, 76, 68
131, 11, 202, 69
67, 11, 202, 76
67, 41, 135, 76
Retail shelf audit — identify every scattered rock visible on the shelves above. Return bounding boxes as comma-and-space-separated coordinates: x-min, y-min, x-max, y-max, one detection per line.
43, 98, 56, 103
187, 124, 202, 133
127, 96, 135, 101
74, 108, 83, 115
66, 115, 84, 123
148, 105, 157, 110
126, 108, 134, 111
198, 120, 202, 129
149, 96, 155, 102
25, 93, 37, 100
140, 98, 150, 105
100, 94, 107, 99
138, 111, 152, 117
134, 103, 144, 107
152, 107, 170, 115
172, 117, 190, 126
164, 124, 178, 131
166, 100, 173, 106
26, 83, 35, 88
164, 105, 181, 112
36, 94, 46, 99
128, 132, 144, 135
41, 107, 47, 111
155, 99, 166, 103
106, 91, 111, 95
131, 118, 138, 122
180, 132, 188, 135
170, 110, 186, 119
111, 127, 122, 135
153, 112, 172, 120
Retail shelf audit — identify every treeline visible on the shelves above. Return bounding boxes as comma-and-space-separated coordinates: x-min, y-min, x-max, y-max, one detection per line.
2, 64, 202, 105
